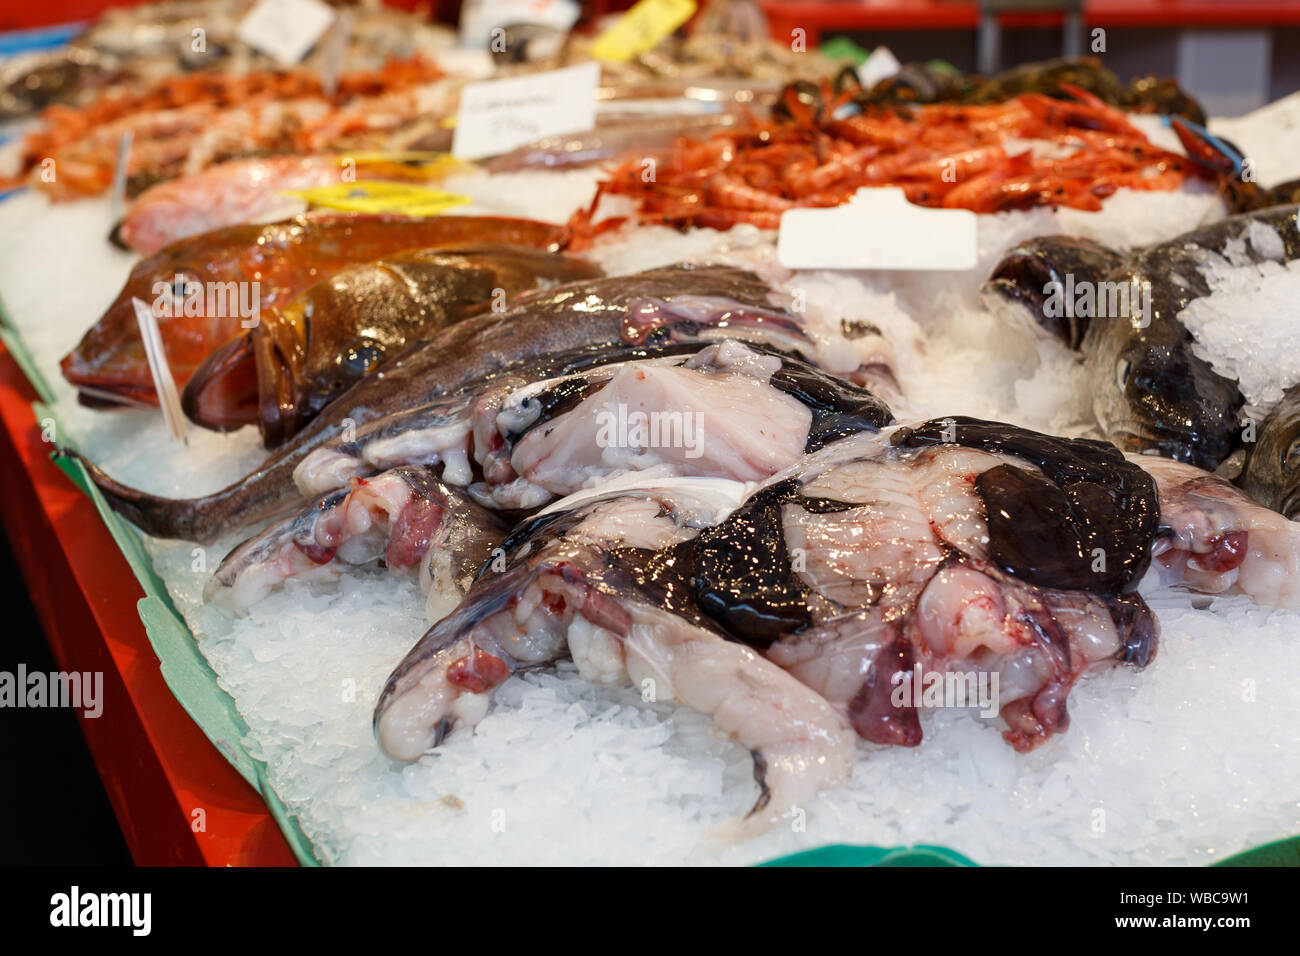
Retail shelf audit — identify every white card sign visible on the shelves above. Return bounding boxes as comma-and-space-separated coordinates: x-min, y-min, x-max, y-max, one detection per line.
777, 188, 978, 272
237, 0, 337, 67
858, 46, 901, 89
452, 62, 599, 160
459, 0, 582, 49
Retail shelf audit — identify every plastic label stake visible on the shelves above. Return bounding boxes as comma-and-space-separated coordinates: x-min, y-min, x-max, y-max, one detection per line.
131, 297, 188, 443
110, 130, 132, 226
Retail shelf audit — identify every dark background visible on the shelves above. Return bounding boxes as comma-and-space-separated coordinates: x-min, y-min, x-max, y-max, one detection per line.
0, 535, 130, 865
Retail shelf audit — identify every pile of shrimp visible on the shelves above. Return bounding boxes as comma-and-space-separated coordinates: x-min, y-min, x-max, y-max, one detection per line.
593, 82, 1210, 229
14, 55, 444, 200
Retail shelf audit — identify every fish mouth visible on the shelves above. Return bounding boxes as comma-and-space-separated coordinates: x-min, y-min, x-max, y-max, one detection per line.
181, 335, 260, 431
180, 319, 304, 445
1104, 415, 1226, 471
60, 349, 162, 409
982, 255, 1076, 347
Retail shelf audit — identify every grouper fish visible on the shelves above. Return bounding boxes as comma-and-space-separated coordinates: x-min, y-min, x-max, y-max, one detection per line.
61, 214, 568, 407
180, 244, 602, 446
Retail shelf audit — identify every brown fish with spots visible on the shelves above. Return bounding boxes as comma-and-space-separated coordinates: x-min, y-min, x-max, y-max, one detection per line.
181, 244, 602, 446
61, 214, 568, 408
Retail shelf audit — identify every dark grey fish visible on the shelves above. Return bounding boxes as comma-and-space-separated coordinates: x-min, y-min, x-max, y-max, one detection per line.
67, 265, 832, 543
373, 416, 1164, 826
371, 476, 855, 835
983, 205, 1300, 473
1240, 383, 1300, 519
0, 46, 125, 119
982, 236, 1125, 349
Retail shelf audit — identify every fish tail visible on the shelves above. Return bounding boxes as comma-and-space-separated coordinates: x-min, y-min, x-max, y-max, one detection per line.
55, 448, 288, 544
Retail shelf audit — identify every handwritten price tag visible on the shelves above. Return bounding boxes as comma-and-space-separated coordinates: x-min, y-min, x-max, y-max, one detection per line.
778, 188, 978, 271
589, 0, 697, 63
237, 0, 337, 66
452, 62, 599, 160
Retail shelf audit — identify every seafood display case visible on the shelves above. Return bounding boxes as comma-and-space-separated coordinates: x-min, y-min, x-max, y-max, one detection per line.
1, 0, 1299, 871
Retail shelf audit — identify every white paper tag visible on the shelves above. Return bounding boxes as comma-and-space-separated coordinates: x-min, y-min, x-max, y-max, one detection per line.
452, 62, 599, 160
237, 0, 337, 67
459, 0, 581, 48
858, 46, 901, 89
777, 188, 978, 272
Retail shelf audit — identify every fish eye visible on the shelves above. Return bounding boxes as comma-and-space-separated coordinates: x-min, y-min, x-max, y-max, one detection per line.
340, 340, 384, 379
172, 274, 193, 301
1285, 435, 1300, 467
1115, 358, 1131, 391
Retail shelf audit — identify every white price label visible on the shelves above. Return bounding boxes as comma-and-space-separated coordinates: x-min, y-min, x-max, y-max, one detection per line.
858, 46, 902, 89
459, 0, 582, 48
237, 0, 337, 67
778, 188, 978, 272
452, 62, 599, 160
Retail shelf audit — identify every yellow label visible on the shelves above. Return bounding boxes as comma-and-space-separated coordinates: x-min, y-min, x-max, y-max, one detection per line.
286, 181, 473, 217
347, 151, 459, 167
589, 0, 697, 64
343, 152, 466, 181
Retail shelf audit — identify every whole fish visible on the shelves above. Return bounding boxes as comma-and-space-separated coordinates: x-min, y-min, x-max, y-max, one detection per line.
983, 205, 1300, 473
71, 265, 883, 542
61, 214, 567, 407
116, 154, 466, 255
373, 418, 1171, 833
180, 244, 602, 444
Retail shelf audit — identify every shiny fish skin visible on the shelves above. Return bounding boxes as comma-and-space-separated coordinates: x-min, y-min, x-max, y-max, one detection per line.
984, 205, 1300, 473
61, 214, 566, 406
374, 418, 1177, 828
180, 244, 602, 444
1238, 383, 1300, 520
